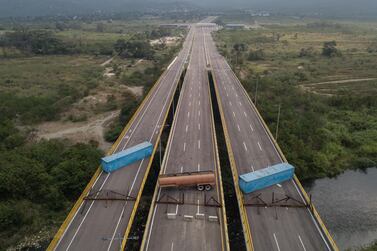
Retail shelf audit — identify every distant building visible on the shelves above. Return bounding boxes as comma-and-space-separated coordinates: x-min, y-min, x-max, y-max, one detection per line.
250, 11, 271, 17
224, 24, 246, 29
159, 24, 190, 28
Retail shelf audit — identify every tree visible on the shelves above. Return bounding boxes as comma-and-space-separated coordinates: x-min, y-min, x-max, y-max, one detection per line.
3, 29, 67, 54
114, 39, 154, 59
248, 49, 265, 61
299, 47, 315, 57
322, 41, 340, 57
232, 43, 248, 66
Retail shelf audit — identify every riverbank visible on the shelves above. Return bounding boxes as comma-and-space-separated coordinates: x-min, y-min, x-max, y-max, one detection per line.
304, 167, 377, 250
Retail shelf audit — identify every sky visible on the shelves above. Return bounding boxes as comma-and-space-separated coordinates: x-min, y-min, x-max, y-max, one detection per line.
0, 0, 376, 18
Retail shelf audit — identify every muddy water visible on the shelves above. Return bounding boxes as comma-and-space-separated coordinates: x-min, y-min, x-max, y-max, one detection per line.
303, 168, 377, 250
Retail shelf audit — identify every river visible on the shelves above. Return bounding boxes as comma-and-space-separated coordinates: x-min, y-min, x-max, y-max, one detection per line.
303, 167, 377, 250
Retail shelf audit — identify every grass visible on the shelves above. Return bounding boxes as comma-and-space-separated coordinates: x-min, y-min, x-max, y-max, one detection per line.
302, 79, 377, 96
215, 16, 377, 180
215, 28, 377, 81
0, 16, 185, 250
57, 30, 129, 45
0, 55, 104, 97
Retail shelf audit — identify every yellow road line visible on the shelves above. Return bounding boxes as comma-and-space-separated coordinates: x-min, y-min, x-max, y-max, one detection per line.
120, 63, 186, 250
47, 64, 167, 251
211, 70, 254, 251
228, 69, 339, 251
207, 69, 230, 251
139, 59, 188, 251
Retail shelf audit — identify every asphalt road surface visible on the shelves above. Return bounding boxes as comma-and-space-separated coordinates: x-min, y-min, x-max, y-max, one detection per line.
204, 25, 333, 251
141, 25, 228, 251
52, 27, 194, 251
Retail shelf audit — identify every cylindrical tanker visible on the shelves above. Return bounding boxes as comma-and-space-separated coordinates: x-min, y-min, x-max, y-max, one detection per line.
158, 171, 216, 191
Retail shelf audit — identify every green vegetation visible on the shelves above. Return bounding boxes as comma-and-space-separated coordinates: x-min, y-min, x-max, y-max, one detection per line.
0, 17, 184, 249
0, 120, 102, 250
215, 17, 377, 180
0, 56, 103, 124
359, 242, 377, 251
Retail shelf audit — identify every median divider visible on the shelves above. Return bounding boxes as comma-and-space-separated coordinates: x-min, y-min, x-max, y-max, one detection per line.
139, 54, 189, 251
228, 65, 339, 251
207, 69, 230, 251
210, 70, 254, 251
120, 59, 188, 250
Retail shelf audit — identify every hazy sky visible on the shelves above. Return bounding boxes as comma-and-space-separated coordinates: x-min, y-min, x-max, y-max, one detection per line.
0, 0, 376, 18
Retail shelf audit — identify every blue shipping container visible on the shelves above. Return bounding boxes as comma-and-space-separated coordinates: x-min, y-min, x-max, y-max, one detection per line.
239, 163, 295, 194
101, 141, 153, 173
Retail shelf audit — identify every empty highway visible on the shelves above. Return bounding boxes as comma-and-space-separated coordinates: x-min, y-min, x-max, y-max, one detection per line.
141, 25, 229, 251
48, 27, 194, 251
204, 24, 337, 251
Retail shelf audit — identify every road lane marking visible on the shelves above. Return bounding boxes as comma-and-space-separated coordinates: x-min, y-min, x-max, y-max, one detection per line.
233, 111, 236, 117
187, 112, 190, 118
67, 52, 183, 249
244, 111, 248, 117
185, 125, 188, 133
171, 242, 174, 251
198, 123, 201, 130
227, 51, 333, 250
250, 124, 254, 132
199, 111, 201, 117
143, 33, 193, 251
250, 164, 255, 172
229, 101, 232, 106
198, 163, 200, 171
106, 158, 146, 251
65, 173, 111, 250
183, 142, 186, 152
273, 233, 281, 251
167, 57, 177, 70
180, 166, 183, 173
199, 101, 201, 106
243, 142, 248, 152
257, 142, 262, 151
237, 124, 241, 132
238, 101, 242, 106
198, 140, 201, 149
298, 235, 307, 251
226, 93, 229, 97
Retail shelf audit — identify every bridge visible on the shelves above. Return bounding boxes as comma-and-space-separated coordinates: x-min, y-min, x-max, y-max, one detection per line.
48, 18, 338, 251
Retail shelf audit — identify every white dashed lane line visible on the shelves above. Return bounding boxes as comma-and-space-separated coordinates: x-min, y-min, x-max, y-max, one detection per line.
273, 233, 281, 251
258, 142, 262, 151
243, 142, 248, 152
298, 235, 307, 251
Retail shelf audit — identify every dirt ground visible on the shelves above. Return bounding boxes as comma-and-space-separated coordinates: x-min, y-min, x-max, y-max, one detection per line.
36, 110, 119, 151
34, 83, 143, 151
33, 57, 145, 151
299, 78, 377, 96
